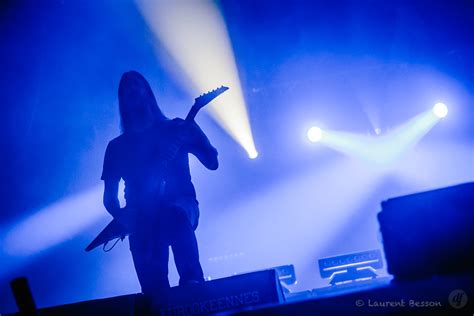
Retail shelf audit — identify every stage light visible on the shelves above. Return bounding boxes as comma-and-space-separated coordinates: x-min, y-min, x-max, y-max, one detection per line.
137, 0, 258, 158
433, 102, 448, 118
307, 126, 322, 143
248, 150, 259, 159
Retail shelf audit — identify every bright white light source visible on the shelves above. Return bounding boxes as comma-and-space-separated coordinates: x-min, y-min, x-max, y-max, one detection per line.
307, 126, 322, 143
433, 102, 448, 118
248, 150, 259, 159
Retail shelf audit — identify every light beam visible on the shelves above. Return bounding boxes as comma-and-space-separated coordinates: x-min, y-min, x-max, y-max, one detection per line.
136, 0, 258, 158
313, 108, 444, 166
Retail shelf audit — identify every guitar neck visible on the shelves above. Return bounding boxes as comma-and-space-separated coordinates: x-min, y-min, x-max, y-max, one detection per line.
185, 104, 200, 122
159, 104, 200, 168
158, 86, 227, 170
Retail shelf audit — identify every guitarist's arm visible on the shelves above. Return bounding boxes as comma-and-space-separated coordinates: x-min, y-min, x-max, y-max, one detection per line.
191, 139, 218, 170
102, 140, 122, 217
176, 119, 218, 170
103, 180, 121, 217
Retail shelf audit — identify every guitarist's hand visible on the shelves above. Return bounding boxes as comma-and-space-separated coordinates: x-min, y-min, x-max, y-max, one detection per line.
114, 207, 136, 233
168, 118, 218, 170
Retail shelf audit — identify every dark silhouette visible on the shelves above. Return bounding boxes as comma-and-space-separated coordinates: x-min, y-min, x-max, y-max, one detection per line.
101, 71, 218, 295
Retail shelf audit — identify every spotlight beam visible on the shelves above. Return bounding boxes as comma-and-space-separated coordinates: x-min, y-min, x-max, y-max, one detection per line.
136, 0, 258, 158
314, 108, 443, 166
1, 186, 107, 258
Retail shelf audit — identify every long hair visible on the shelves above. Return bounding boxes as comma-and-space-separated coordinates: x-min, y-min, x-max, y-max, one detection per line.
118, 71, 167, 133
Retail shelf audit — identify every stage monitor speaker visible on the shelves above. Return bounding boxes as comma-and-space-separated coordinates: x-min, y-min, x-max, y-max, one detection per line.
10, 270, 283, 316
151, 269, 284, 315
378, 182, 474, 280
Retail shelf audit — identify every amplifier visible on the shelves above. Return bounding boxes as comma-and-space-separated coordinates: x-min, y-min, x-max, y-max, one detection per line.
378, 182, 474, 280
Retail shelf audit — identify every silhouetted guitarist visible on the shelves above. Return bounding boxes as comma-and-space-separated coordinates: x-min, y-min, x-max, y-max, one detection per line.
101, 71, 219, 295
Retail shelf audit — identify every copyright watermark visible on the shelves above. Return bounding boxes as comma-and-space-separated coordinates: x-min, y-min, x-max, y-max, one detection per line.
355, 299, 442, 308
449, 289, 468, 309
355, 299, 364, 307
354, 288, 469, 310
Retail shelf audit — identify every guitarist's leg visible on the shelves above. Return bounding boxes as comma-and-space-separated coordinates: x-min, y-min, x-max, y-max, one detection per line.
130, 233, 170, 294
169, 206, 205, 285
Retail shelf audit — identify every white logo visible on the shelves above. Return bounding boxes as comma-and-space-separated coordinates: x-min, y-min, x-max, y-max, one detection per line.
448, 289, 468, 309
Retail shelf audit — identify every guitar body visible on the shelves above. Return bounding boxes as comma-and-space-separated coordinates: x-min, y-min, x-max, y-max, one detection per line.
85, 86, 228, 252
85, 219, 125, 252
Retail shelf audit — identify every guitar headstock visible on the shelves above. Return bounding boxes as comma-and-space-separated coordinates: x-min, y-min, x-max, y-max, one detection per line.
194, 86, 229, 110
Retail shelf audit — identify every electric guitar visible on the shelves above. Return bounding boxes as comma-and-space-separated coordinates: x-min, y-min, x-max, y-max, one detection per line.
85, 86, 229, 252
